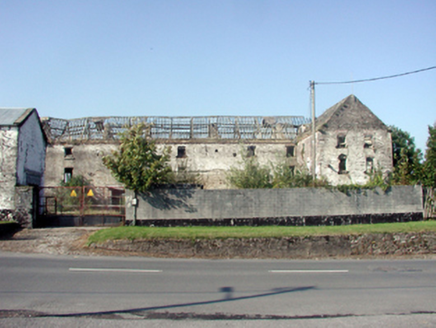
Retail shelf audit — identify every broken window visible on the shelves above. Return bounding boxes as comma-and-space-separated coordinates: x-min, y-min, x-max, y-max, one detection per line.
338, 154, 348, 174
64, 147, 73, 156
364, 135, 373, 148
336, 134, 346, 148
286, 145, 295, 157
64, 168, 73, 183
177, 146, 186, 158
247, 146, 256, 157
366, 157, 374, 173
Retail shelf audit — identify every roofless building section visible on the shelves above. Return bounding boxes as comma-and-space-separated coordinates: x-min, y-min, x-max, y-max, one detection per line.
41, 115, 309, 143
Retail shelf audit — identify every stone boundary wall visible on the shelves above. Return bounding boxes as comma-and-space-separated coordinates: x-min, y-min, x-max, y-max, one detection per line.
0, 187, 35, 228
126, 185, 424, 226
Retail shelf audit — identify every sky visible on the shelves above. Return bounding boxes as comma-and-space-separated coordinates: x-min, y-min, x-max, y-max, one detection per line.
1, 0, 435, 152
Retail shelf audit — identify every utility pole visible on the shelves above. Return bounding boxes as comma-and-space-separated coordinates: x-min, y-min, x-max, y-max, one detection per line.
310, 81, 316, 183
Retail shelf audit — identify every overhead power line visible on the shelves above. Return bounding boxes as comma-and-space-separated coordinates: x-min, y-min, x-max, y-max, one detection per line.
315, 65, 436, 85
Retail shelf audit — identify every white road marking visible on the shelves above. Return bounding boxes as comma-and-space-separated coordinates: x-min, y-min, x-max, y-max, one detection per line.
269, 270, 349, 273
69, 268, 162, 273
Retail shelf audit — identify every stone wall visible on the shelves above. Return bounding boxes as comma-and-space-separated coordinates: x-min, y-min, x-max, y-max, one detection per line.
0, 186, 35, 228
0, 127, 18, 209
14, 186, 35, 228
297, 129, 392, 186
44, 141, 296, 189
44, 143, 120, 187
126, 185, 423, 225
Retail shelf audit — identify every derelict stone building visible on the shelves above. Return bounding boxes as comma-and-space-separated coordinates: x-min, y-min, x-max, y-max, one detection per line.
297, 95, 393, 185
41, 95, 393, 189
0, 108, 47, 226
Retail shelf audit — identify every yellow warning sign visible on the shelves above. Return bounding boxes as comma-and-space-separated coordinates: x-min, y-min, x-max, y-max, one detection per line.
70, 190, 77, 197
87, 189, 94, 197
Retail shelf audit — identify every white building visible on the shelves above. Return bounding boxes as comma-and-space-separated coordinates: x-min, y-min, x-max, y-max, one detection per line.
0, 108, 47, 222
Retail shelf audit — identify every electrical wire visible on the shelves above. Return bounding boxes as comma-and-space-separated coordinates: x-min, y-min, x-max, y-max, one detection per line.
314, 65, 436, 85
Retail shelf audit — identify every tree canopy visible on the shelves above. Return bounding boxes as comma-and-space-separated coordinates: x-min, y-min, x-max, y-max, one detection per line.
421, 124, 436, 188
390, 125, 422, 185
102, 123, 172, 193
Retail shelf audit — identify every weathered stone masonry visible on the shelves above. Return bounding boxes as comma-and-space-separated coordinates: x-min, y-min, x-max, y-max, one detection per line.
41, 95, 393, 189
0, 108, 47, 227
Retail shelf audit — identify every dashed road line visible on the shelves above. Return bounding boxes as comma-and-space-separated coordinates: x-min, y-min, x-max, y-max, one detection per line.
69, 268, 162, 273
269, 270, 349, 273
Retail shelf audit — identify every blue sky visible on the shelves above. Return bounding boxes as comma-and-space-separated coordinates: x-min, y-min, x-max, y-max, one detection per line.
1, 0, 435, 151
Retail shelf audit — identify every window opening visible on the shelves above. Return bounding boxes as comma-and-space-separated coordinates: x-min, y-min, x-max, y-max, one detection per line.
336, 135, 346, 148
366, 157, 374, 173
177, 146, 186, 158
110, 189, 124, 206
64, 147, 73, 156
289, 166, 295, 175
286, 145, 295, 157
364, 135, 373, 148
338, 155, 348, 174
247, 146, 256, 157
64, 168, 73, 183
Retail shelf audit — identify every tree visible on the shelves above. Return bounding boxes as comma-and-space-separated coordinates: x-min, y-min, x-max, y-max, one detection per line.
102, 123, 172, 224
103, 123, 172, 192
422, 124, 436, 189
390, 126, 422, 184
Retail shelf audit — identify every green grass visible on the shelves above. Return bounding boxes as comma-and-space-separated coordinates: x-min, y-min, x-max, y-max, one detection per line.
87, 220, 436, 245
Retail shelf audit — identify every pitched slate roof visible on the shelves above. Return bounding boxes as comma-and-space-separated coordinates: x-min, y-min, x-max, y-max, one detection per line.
315, 95, 388, 131
0, 108, 35, 126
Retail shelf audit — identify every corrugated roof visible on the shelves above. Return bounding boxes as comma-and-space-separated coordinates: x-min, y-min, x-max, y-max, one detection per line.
0, 108, 34, 126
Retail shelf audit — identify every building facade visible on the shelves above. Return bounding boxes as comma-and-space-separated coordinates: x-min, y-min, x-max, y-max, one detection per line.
41, 95, 393, 189
297, 95, 393, 185
0, 108, 47, 217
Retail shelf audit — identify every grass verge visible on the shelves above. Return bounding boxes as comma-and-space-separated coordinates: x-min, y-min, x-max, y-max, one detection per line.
87, 220, 436, 245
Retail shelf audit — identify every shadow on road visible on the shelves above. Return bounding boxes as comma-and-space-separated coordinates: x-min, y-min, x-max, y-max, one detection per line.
52, 285, 315, 318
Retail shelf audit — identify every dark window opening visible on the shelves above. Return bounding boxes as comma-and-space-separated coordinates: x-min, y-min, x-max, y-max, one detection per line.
247, 146, 256, 157
64, 168, 73, 183
364, 135, 373, 148
110, 188, 124, 206
289, 166, 295, 175
338, 155, 348, 174
286, 145, 295, 157
336, 135, 346, 148
366, 157, 374, 173
64, 147, 73, 156
177, 146, 186, 158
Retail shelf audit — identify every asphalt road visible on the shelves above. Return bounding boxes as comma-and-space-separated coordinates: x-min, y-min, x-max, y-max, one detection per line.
0, 252, 435, 327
